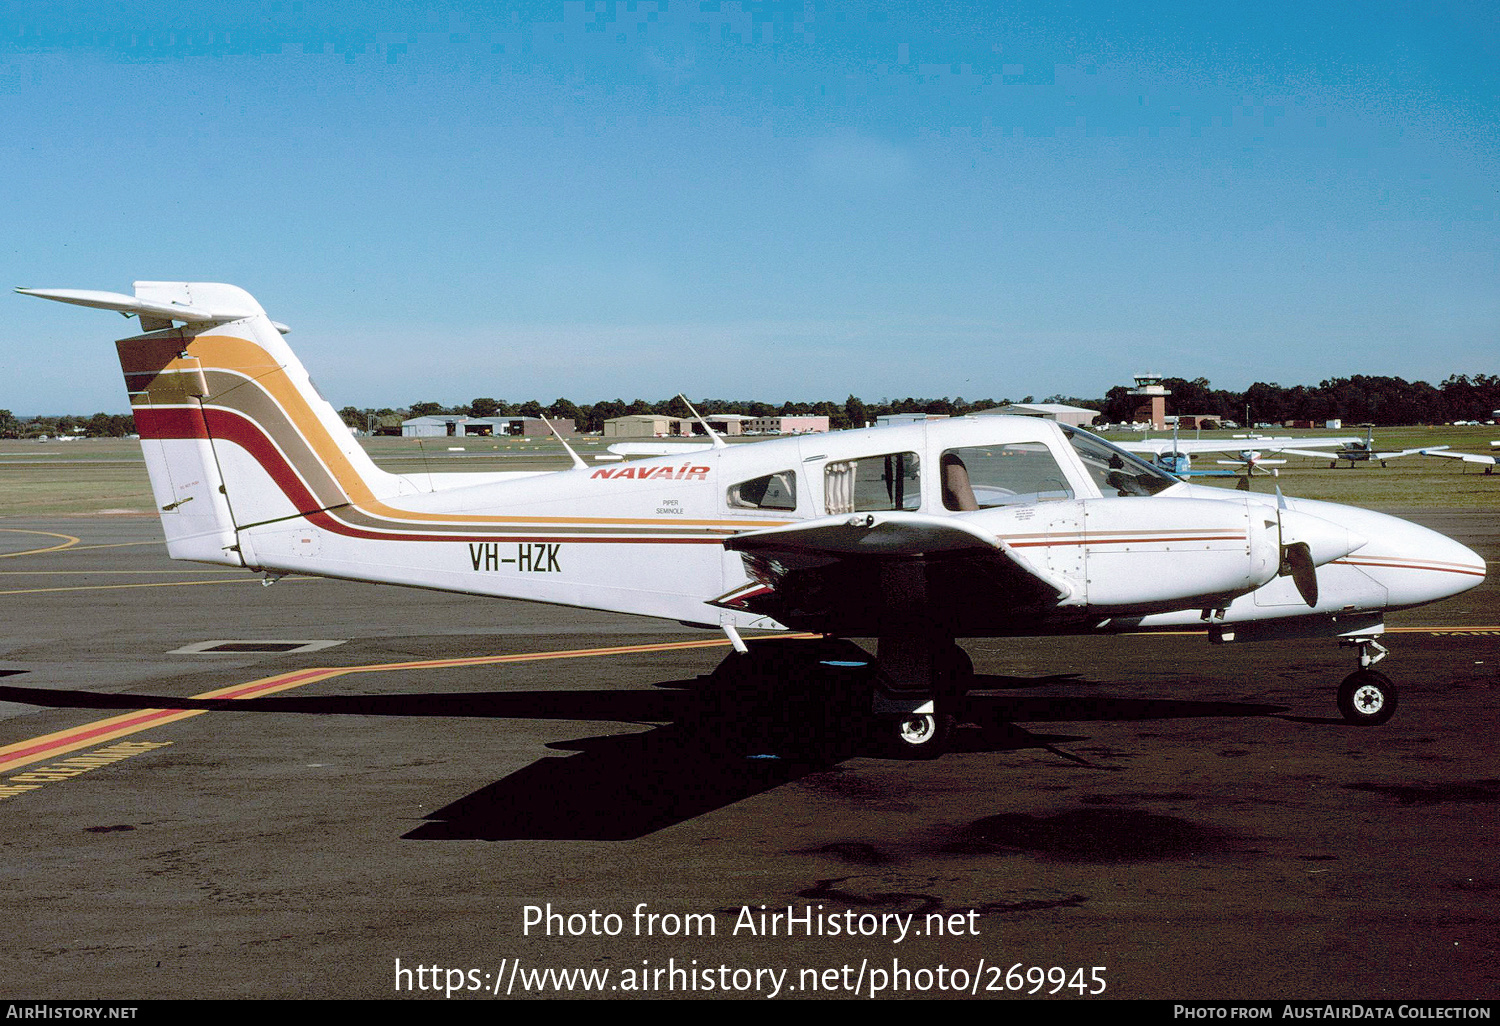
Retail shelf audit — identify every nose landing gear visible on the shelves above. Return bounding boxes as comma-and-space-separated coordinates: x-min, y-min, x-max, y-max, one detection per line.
1337, 636, 1397, 725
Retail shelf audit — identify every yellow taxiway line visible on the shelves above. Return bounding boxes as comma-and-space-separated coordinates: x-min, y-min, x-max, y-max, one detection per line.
0, 529, 81, 559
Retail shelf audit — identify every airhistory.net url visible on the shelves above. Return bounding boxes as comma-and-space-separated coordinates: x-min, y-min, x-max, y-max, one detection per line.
394, 957, 1108, 998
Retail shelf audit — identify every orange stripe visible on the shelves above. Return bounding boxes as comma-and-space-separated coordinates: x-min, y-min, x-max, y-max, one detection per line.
194, 344, 767, 528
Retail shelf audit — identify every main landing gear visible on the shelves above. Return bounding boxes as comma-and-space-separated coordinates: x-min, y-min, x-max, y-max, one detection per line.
870, 634, 974, 759
1336, 636, 1397, 726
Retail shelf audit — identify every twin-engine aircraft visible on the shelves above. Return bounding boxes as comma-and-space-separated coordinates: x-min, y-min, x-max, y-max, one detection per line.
19, 283, 1488, 756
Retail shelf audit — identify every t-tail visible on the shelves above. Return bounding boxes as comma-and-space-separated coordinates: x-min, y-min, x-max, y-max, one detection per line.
17, 282, 411, 567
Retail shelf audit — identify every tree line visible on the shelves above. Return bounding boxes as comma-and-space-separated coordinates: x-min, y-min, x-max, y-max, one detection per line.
4, 374, 1495, 439
349, 373, 1500, 434
0, 411, 135, 439
1097, 374, 1500, 428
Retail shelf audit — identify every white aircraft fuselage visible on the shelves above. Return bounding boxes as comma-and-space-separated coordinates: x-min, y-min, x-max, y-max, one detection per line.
17, 281, 1487, 752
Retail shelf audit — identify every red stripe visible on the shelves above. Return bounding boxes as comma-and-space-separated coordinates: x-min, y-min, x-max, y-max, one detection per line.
1010, 534, 1246, 548
133, 405, 211, 442
138, 405, 731, 546
1333, 558, 1485, 577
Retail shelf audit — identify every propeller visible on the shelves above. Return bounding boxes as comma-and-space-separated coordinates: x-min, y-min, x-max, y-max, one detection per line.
1221, 452, 1284, 490
1273, 487, 1364, 607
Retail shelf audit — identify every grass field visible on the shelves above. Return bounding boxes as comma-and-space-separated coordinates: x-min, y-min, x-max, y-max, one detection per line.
0, 425, 1495, 517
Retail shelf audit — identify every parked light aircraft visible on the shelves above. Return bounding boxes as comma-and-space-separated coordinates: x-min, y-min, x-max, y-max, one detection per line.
18, 283, 1489, 755
1271, 426, 1445, 469
1113, 433, 1300, 485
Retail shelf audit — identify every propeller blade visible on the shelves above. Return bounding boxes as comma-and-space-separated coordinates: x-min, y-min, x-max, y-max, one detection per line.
1284, 542, 1318, 607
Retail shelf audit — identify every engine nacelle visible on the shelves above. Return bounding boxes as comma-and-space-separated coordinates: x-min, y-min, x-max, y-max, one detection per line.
981, 496, 1295, 611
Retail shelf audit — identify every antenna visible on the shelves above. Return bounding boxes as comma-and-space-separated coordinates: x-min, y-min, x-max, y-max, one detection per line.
539, 413, 588, 470
677, 394, 728, 449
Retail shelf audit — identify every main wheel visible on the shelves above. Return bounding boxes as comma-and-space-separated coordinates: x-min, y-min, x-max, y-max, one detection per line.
882, 711, 955, 759
1337, 669, 1397, 726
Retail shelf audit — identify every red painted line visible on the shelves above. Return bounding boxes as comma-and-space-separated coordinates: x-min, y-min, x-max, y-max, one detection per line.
1, 709, 185, 766
0, 635, 817, 775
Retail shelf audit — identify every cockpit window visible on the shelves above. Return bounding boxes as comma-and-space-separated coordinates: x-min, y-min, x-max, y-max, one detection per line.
940, 445, 1073, 509
825, 452, 920, 513
728, 470, 797, 511
1062, 426, 1180, 497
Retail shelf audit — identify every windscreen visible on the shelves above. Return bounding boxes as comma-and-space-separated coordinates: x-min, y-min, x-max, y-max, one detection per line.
1061, 426, 1181, 497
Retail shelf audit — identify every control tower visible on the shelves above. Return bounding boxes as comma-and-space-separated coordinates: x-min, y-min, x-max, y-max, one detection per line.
1129, 373, 1171, 430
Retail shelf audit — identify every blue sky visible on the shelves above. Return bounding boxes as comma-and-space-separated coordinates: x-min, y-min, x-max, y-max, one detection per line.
2, 1, 1496, 414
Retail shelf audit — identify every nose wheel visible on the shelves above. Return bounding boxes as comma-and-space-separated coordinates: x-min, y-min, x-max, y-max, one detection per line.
1336, 636, 1397, 725
1337, 669, 1397, 725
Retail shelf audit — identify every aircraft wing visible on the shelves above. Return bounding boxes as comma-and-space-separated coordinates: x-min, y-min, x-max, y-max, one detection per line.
1117, 437, 1302, 456
714, 511, 1073, 632
1372, 446, 1447, 459
1119, 437, 1365, 457
1276, 445, 1440, 461
1256, 437, 1359, 452
1276, 447, 1356, 459
1421, 448, 1497, 466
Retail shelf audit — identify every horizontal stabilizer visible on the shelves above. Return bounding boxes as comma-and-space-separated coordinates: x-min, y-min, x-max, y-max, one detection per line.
16, 286, 290, 334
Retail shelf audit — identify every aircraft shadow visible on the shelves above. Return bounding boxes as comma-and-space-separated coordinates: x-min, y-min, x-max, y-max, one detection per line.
0, 639, 1289, 840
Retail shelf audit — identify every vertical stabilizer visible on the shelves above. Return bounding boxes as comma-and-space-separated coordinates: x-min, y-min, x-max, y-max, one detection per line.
23, 282, 406, 567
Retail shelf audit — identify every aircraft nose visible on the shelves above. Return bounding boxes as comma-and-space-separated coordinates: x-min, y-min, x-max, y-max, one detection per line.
1424, 532, 1487, 600
1357, 514, 1487, 607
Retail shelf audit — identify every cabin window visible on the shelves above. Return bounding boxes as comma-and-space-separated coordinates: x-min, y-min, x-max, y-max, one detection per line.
940, 444, 1073, 510
728, 470, 797, 511
825, 452, 921, 514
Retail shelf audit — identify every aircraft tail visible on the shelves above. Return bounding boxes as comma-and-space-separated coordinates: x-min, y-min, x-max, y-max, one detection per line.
19, 282, 403, 567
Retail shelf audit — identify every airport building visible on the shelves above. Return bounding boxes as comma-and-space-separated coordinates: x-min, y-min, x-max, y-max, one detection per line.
603, 415, 747, 439
401, 415, 576, 438
604, 414, 830, 438
875, 412, 949, 427
973, 402, 1099, 427
743, 415, 830, 434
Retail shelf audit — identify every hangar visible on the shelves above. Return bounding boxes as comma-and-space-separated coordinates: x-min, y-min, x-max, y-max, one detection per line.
401, 416, 576, 438
974, 402, 1099, 428
603, 415, 747, 439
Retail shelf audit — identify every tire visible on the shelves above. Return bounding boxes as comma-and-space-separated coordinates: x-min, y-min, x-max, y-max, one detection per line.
881, 711, 955, 759
1337, 669, 1397, 726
